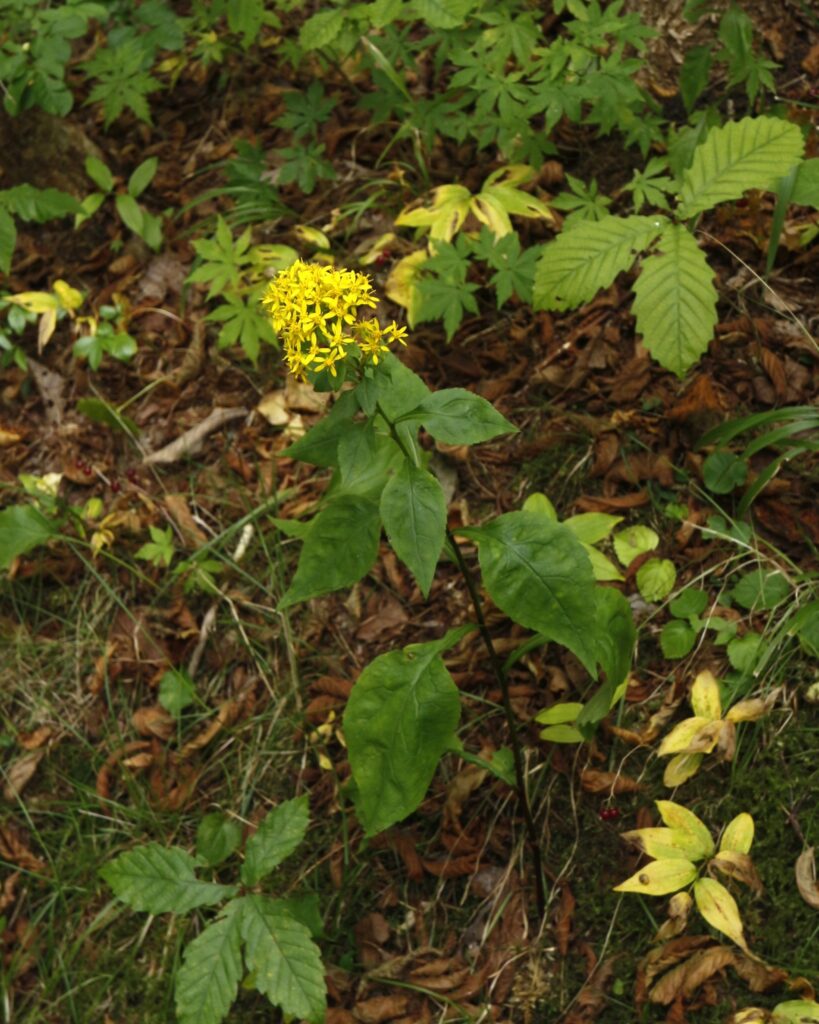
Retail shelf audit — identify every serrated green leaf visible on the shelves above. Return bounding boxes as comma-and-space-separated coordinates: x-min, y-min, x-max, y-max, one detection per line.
237, 895, 326, 1024
241, 796, 309, 886
636, 558, 677, 602
0, 504, 56, 569
461, 512, 598, 674
678, 116, 804, 218
175, 903, 243, 1024
380, 460, 446, 598
669, 588, 708, 618
633, 223, 718, 378
101, 844, 236, 914
279, 494, 381, 608
791, 158, 819, 209
732, 569, 790, 611
345, 628, 468, 834
299, 8, 345, 50
412, 0, 475, 29
533, 215, 665, 312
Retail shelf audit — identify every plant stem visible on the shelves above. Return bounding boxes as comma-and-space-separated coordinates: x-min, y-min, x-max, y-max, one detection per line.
445, 525, 547, 917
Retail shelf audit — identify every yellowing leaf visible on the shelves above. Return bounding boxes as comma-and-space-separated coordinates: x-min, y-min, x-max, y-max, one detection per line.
663, 752, 704, 787
535, 702, 584, 725
395, 184, 471, 242
293, 224, 331, 250
38, 306, 58, 353
693, 877, 749, 951
658, 716, 719, 755
729, 1010, 770, 1024
622, 827, 709, 862
720, 813, 754, 855
613, 858, 698, 895
772, 1000, 819, 1023
385, 250, 426, 316
52, 279, 84, 311
6, 290, 60, 313
656, 801, 714, 858
725, 698, 771, 723
690, 669, 722, 720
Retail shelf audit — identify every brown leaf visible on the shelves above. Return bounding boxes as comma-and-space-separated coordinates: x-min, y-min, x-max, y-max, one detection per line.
649, 945, 736, 1004
132, 705, 175, 740
579, 769, 643, 795
555, 883, 576, 956
709, 852, 764, 897
355, 912, 391, 968
164, 494, 208, 548
730, 953, 788, 992
563, 956, 618, 1024
370, 830, 424, 882
574, 491, 649, 512
353, 995, 408, 1023
96, 740, 152, 804
795, 848, 819, 910
0, 823, 47, 873
421, 854, 479, 878
407, 964, 471, 991
3, 750, 45, 800
444, 761, 488, 823
179, 699, 243, 757
17, 726, 54, 750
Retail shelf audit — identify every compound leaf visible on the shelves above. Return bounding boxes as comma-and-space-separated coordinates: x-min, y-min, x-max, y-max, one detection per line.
175, 903, 243, 1024
101, 844, 236, 914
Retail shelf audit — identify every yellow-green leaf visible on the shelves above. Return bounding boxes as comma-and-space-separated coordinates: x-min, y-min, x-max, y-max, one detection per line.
656, 801, 714, 858
6, 290, 60, 313
693, 876, 749, 951
614, 858, 698, 895
385, 250, 426, 319
690, 669, 722, 720
534, 702, 584, 725
658, 717, 721, 756
725, 698, 770, 723
720, 813, 754, 854
395, 185, 471, 241
663, 752, 704, 787
621, 827, 710, 862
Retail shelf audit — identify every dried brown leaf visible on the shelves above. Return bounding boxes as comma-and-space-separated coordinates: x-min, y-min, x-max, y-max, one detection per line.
353, 995, 408, 1023
649, 945, 736, 1004
3, 750, 45, 801
132, 705, 175, 740
580, 769, 643, 795
555, 883, 576, 956
795, 848, 819, 911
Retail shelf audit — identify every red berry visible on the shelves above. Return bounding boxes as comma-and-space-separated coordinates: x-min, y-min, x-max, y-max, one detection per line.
111, 479, 121, 493
599, 807, 620, 821
82, 465, 93, 477
125, 468, 137, 483
75, 457, 86, 470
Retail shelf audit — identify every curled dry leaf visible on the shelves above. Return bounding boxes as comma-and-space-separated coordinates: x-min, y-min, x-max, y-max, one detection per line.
709, 851, 764, 896
352, 994, 408, 1023
579, 768, 643, 794
3, 750, 45, 801
132, 705, 175, 740
649, 944, 736, 1004
654, 890, 693, 943
795, 847, 819, 911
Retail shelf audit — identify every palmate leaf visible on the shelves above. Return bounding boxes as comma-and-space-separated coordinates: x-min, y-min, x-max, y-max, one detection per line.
533, 215, 665, 312
237, 895, 326, 1024
175, 903, 244, 1024
101, 844, 236, 914
632, 223, 718, 378
678, 116, 804, 218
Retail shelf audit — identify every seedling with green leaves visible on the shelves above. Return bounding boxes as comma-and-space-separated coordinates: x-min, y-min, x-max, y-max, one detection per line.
615, 800, 761, 954
72, 303, 138, 371
101, 796, 326, 1024
78, 155, 164, 251
533, 116, 806, 377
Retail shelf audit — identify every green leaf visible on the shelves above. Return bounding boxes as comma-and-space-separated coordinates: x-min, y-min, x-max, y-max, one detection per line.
670, 588, 708, 618
461, 512, 598, 674
613, 524, 659, 567
563, 512, 623, 545
636, 558, 677, 602
158, 668, 196, 718
196, 814, 242, 868
128, 157, 158, 198
678, 116, 804, 218
298, 8, 346, 49
282, 390, 358, 467
726, 633, 765, 673
401, 388, 516, 445
679, 45, 711, 113
588, 587, 635, 690
632, 223, 718, 378
702, 451, 748, 493
101, 845, 236, 914
237, 895, 326, 1024
76, 397, 139, 436
241, 796, 309, 886
344, 628, 468, 834
279, 494, 381, 608
379, 460, 446, 598
533, 215, 665, 312
791, 158, 819, 209
84, 155, 114, 193
731, 569, 790, 611
175, 903, 243, 1024
0, 504, 56, 569
115, 193, 144, 236
412, 0, 475, 29
0, 207, 17, 275
660, 619, 697, 659
772, 1001, 819, 1024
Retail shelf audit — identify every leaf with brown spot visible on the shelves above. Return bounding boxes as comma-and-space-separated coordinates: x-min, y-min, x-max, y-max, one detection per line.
795, 848, 819, 911
580, 769, 643, 794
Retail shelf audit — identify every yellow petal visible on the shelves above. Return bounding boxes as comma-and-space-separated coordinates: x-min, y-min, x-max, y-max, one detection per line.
621, 827, 708, 862
663, 752, 704, 787
613, 858, 698, 895
690, 669, 722, 719
658, 717, 720, 755
693, 876, 749, 952
656, 800, 714, 859
720, 812, 754, 854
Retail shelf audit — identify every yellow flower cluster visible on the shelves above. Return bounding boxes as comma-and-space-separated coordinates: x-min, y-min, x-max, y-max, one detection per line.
261, 260, 407, 379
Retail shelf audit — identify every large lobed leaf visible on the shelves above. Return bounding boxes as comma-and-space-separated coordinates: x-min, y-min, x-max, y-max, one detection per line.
678, 116, 804, 218
533, 215, 665, 312
632, 223, 718, 378
101, 844, 236, 914
237, 895, 326, 1024
344, 628, 468, 834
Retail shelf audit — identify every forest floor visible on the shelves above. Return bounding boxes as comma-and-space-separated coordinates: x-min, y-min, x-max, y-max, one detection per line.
1, 3, 818, 1023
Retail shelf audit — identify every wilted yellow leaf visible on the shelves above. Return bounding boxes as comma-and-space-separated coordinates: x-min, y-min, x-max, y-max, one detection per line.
292, 224, 330, 250
663, 752, 704, 787
385, 250, 426, 316
6, 290, 59, 313
772, 1000, 819, 1023
794, 847, 819, 911
52, 279, 84, 311
726, 1007, 769, 1024
710, 851, 764, 896
395, 184, 472, 242
726, 698, 771, 723
690, 669, 722, 720
654, 890, 693, 942
720, 813, 755, 855
658, 717, 723, 756
613, 858, 698, 895
656, 801, 714, 859
622, 827, 709, 862
693, 877, 749, 952
38, 306, 58, 353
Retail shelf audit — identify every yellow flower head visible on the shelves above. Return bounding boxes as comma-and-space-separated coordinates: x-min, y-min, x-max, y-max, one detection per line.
261, 260, 406, 379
